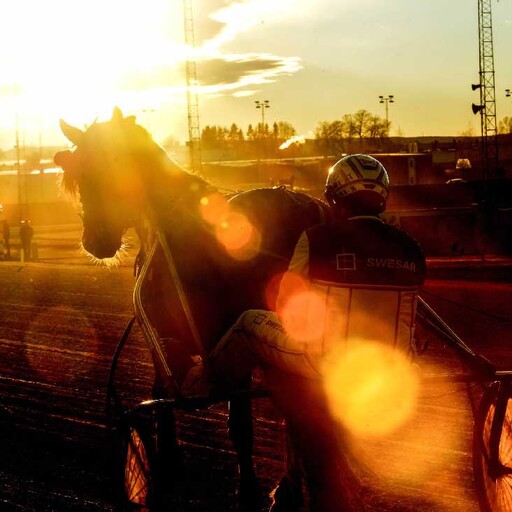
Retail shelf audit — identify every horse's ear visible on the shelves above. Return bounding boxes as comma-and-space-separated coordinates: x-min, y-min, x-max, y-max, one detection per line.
112, 106, 124, 123
126, 115, 136, 125
59, 119, 84, 146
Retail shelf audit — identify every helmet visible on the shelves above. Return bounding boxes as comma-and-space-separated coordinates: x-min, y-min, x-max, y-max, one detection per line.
324, 154, 389, 213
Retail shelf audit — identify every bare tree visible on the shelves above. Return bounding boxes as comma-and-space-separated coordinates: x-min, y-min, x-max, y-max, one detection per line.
352, 109, 373, 142
498, 117, 512, 134
459, 123, 475, 137
366, 115, 387, 140
341, 114, 357, 140
315, 120, 344, 156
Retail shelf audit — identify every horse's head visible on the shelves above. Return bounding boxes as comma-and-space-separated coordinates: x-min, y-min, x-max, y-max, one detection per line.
54, 107, 154, 259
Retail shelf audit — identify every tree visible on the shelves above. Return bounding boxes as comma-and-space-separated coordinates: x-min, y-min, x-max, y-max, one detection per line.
201, 125, 229, 149
246, 124, 256, 141
255, 122, 270, 138
340, 114, 357, 140
275, 121, 296, 140
315, 120, 344, 156
459, 124, 475, 137
228, 123, 244, 142
498, 117, 512, 134
352, 109, 373, 142
366, 115, 388, 140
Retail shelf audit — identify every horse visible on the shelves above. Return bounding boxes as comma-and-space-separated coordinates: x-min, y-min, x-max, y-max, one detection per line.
54, 107, 332, 510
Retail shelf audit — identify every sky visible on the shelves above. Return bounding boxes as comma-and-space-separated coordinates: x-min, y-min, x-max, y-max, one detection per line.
1, 0, 512, 150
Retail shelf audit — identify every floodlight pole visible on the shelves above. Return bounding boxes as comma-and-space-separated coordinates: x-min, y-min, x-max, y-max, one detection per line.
379, 95, 394, 137
255, 100, 270, 136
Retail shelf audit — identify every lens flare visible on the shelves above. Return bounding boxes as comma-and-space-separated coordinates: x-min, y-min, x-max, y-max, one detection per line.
199, 193, 230, 225
280, 290, 327, 343
215, 211, 261, 260
199, 194, 261, 261
264, 272, 285, 310
22, 306, 100, 385
322, 340, 420, 437
276, 272, 309, 313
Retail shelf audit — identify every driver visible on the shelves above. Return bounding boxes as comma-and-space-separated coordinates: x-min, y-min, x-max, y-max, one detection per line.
207, 154, 427, 511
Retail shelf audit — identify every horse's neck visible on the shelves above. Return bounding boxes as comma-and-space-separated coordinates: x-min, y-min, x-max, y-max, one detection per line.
133, 155, 214, 268
147, 155, 212, 209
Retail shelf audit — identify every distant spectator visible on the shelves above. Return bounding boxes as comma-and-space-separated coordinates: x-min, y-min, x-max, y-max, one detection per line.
2, 219, 10, 259
19, 220, 34, 261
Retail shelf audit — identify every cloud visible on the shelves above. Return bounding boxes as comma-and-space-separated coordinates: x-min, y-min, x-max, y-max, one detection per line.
107, 2, 305, 103
199, 0, 296, 50
233, 89, 259, 97
116, 52, 301, 98
198, 54, 301, 87
190, 0, 265, 47
194, 0, 229, 43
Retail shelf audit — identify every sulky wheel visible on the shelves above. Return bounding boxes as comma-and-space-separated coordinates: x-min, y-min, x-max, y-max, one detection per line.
124, 424, 154, 511
473, 381, 512, 512
119, 421, 158, 512
118, 405, 182, 511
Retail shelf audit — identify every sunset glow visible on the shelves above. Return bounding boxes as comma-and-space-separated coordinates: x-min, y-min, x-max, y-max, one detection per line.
1, 0, 510, 149
0, 1, 182, 125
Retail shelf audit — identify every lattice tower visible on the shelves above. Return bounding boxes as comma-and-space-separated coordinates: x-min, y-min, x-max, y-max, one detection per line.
477, 0, 499, 179
182, 0, 202, 172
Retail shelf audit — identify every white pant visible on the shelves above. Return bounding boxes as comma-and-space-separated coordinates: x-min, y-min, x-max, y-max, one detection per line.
210, 310, 321, 383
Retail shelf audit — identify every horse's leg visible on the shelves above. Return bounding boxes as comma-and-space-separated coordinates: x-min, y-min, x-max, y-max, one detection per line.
228, 387, 263, 511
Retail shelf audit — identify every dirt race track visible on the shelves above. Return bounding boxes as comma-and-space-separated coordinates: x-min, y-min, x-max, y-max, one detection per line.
1, 253, 512, 511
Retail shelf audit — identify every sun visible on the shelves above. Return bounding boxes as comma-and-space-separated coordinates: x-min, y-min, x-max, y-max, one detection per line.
0, 0, 185, 132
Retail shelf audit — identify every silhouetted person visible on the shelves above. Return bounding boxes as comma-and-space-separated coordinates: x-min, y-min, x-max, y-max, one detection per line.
19, 220, 34, 261
208, 154, 427, 512
2, 219, 10, 259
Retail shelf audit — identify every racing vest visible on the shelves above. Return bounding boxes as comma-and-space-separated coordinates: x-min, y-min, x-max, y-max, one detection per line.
286, 215, 426, 356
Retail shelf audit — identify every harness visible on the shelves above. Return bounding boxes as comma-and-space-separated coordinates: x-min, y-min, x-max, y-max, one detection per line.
134, 231, 206, 395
